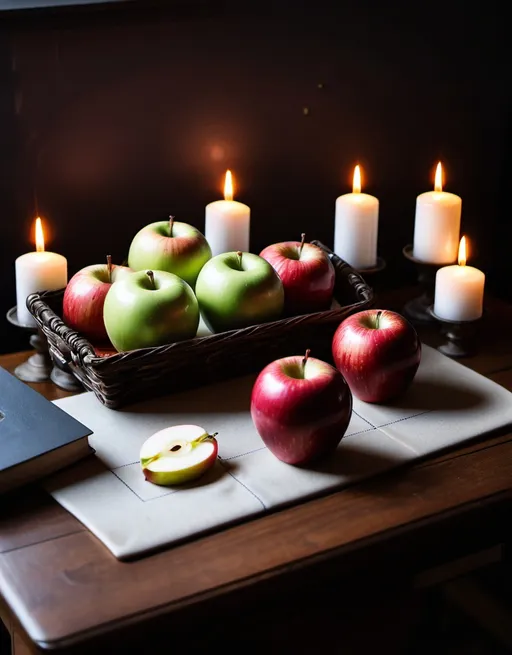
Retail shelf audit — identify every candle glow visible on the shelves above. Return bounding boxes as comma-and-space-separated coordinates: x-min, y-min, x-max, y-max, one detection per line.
352, 165, 361, 194
458, 235, 467, 266
434, 161, 443, 192
35, 217, 45, 252
224, 170, 234, 201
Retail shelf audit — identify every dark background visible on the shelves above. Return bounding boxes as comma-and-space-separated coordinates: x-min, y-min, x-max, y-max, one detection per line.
0, 0, 510, 353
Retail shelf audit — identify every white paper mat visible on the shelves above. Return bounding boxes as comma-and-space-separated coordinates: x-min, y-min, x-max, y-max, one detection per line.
46, 345, 512, 560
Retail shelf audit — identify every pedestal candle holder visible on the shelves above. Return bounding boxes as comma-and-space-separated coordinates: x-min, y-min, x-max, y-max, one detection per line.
6, 307, 53, 382
402, 244, 445, 324
6, 306, 82, 391
428, 306, 481, 358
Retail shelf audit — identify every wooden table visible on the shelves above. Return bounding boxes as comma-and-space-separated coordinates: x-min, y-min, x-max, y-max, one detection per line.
1, 289, 512, 654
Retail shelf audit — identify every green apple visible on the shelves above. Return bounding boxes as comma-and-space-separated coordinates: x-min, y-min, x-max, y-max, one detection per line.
103, 269, 199, 351
195, 251, 285, 333
140, 424, 218, 486
127, 216, 212, 288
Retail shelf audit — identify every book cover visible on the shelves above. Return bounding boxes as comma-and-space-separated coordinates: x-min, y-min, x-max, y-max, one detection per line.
0, 366, 94, 494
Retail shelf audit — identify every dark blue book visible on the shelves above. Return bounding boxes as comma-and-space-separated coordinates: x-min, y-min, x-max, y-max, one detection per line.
0, 366, 93, 495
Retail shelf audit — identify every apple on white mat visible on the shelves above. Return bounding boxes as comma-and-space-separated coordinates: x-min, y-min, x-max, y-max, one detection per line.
259, 233, 335, 315
251, 350, 352, 465
140, 425, 218, 486
62, 255, 132, 344
332, 309, 421, 404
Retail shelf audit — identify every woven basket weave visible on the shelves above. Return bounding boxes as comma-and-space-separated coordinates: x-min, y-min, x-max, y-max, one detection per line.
27, 241, 374, 409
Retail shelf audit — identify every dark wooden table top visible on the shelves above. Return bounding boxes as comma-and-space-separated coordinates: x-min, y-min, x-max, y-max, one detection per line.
1, 287, 512, 654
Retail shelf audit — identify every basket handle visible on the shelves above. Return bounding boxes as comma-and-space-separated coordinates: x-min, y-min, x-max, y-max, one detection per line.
311, 240, 374, 304
26, 290, 97, 366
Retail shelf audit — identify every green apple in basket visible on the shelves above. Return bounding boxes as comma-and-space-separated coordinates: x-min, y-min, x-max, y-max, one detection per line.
195, 251, 285, 333
140, 425, 219, 485
127, 216, 212, 288
103, 269, 199, 351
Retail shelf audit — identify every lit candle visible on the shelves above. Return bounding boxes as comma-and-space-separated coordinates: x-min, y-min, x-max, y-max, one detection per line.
204, 170, 250, 256
15, 217, 68, 327
412, 162, 461, 264
433, 236, 485, 321
333, 165, 379, 270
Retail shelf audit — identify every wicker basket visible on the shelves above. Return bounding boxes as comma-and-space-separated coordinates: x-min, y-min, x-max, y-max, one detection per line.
27, 241, 374, 409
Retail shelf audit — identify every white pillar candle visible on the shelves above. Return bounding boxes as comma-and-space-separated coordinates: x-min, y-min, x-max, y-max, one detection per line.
204, 170, 250, 256
434, 236, 485, 321
334, 165, 379, 270
413, 162, 461, 264
15, 218, 68, 327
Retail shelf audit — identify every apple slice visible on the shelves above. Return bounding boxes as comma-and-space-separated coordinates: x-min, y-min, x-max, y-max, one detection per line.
140, 424, 218, 486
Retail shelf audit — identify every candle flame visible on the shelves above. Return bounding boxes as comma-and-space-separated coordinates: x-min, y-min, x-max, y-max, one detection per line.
35, 217, 45, 252
353, 165, 361, 194
458, 236, 467, 267
224, 170, 234, 201
434, 161, 443, 192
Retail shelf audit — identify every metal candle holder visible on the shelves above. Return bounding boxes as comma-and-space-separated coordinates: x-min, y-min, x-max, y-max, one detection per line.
402, 244, 450, 324
6, 307, 53, 382
428, 306, 481, 358
6, 306, 82, 391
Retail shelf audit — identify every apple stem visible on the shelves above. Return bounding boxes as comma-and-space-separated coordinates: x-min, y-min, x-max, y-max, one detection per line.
146, 270, 155, 289
298, 233, 306, 258
169, 215, 174, 237
376, 310, 382, 329
106, 254, 112, 283
302, 348, 311, 376
237, 251, 243, 269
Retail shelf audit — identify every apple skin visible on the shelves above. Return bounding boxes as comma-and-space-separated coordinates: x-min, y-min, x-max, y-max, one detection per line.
195, 251, 285, 333
62, 263, 132, 344
332, 309, 421, 403
103, 269, 199, 351
127, 220, 212, 288
140, 424, 218, 486
250, 353, 352, 465
259, 239, 335, 315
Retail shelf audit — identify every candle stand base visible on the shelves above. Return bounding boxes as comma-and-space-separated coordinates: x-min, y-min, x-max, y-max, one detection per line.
50, 365, 83, 392
402, 245, 446, 324
428, 307, 480, 358
6, 307, 52, 382
6, 306, 83, 391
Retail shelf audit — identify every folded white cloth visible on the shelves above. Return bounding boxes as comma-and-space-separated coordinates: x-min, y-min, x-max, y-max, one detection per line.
47, 345, 512, 559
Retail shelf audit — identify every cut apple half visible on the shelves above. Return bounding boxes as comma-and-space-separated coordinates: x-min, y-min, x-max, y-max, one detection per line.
140, 424, 218, 486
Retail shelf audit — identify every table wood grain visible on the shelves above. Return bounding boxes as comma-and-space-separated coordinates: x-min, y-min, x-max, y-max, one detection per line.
1, 288, 511, 653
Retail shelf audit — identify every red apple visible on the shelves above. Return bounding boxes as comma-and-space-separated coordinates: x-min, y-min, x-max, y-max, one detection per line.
332, 309, 421, 403
259, 234, 335, 315
63, 256, 132, 344
250, 350, 352, 465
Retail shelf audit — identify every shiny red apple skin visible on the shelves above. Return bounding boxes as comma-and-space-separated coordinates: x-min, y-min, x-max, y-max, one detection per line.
332, 309, 421, 404
63, 263, 131, 344
259, 240, 335, 315
250, 354, 352, 465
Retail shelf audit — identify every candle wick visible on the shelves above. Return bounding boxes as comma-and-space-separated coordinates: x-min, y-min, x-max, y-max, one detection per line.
376, 310, 382, 329
298, 233, 306, 258
169, 215, 174, 237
